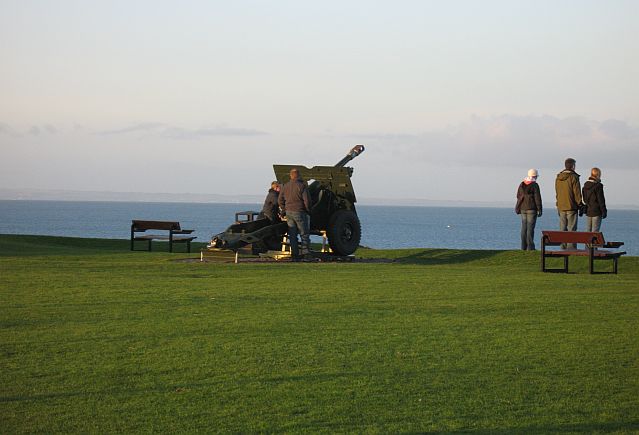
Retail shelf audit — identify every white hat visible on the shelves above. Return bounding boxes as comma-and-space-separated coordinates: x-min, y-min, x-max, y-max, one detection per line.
527, 168, 538, 178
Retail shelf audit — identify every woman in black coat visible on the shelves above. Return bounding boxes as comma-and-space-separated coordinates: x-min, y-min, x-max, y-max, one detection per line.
260, 181, 281, 223
582, 167, 607, 232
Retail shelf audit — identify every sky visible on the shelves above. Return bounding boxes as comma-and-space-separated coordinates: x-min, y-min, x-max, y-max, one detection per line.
1, 0, 638, 205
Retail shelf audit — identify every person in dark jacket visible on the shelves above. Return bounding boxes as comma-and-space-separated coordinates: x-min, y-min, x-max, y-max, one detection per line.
516, 168, 543, 250
278, 168, 311, 260
260, 181, 280, 223
582, 167, 607, 232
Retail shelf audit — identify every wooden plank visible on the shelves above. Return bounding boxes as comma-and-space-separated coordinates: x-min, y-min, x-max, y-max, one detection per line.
541, 231, 605, 245
132, 220, 180, 231
135, 236, 195, 242
544, 250, 625, 258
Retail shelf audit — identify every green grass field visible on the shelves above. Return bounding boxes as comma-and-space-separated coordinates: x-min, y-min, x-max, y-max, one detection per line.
1, 234, 638, 433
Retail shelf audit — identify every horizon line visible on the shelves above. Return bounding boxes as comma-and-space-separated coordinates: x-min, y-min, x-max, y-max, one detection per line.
1, 187, 638, 210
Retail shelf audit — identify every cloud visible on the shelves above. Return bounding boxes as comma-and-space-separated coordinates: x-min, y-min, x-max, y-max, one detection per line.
0, 122, 13, 135
97, 123, 268, 138
162, 126, 268, 139
98, 122, 166, 135
196, 127, 267, 136
1, 123, 58, 137
354, 115, 639, 169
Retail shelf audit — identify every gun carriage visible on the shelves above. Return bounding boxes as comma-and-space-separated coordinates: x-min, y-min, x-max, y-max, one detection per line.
207, 145, 365, 257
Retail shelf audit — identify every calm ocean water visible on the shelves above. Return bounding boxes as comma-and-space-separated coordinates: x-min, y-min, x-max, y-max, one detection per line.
0, 200, 637, 255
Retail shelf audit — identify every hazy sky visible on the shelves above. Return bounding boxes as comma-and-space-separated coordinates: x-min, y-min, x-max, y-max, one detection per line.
1, 0, 638, 205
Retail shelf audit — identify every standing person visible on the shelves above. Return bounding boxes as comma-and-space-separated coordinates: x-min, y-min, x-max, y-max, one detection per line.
555, 158, 582, 249
582, 167, 607, 232
515, 169, 543, 250
278, 168, 311, 261
260, 181, 281, 223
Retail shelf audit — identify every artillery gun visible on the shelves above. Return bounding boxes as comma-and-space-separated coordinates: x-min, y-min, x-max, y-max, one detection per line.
208, 145, 365, 257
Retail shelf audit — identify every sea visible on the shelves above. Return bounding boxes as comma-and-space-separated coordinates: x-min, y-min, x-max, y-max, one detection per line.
0, 200, 637, 256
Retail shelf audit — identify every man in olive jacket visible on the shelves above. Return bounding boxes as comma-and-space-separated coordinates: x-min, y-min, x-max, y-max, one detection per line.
555, 157, 582, 249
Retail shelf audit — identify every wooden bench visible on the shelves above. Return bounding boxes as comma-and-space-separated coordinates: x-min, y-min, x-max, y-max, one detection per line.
541, 231, 625, 274
130, 220, 196, 253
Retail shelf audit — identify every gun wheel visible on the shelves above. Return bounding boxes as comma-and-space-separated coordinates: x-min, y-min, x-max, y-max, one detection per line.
327, 210, 361, 256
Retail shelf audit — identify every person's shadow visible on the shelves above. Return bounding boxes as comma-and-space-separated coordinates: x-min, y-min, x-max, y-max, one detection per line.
395, 248, 502, 265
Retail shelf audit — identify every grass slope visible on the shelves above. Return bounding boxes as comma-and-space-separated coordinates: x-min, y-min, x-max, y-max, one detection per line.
1, 235, 638, 433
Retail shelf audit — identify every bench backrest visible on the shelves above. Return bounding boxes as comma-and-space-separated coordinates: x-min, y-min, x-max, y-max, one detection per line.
542, 231, 605, 245
132, 220, 181, 231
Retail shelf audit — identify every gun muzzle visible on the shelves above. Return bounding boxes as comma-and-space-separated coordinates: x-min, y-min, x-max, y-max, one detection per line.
350, 144, 365, 157
335, 144, 365, 167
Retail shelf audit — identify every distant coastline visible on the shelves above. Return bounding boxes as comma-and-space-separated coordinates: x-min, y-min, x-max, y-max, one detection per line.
1, 188, 638, 210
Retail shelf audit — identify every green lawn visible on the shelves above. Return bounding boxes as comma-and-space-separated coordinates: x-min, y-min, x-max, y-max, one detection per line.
1, 234, 638, 433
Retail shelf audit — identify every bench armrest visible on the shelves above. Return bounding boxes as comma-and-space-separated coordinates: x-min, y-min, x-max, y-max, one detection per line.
604, 241, 624, 248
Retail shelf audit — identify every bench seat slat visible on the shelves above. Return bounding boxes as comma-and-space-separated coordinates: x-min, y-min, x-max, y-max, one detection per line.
543, 250, 626, 258
134, 235, 196, 241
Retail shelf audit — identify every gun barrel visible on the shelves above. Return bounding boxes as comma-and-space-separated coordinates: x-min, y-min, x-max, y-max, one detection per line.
334, 144, 365, 167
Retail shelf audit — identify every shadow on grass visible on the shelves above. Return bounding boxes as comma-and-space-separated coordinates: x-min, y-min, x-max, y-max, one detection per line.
2, 375, 637, 433
395, 248, 504, 265
444, 420, 639, 434
293, 420, 639, 434
0, 370, 366, 404
0, 234, 207, 257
